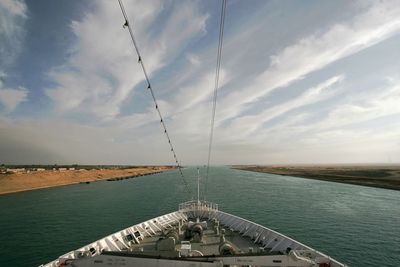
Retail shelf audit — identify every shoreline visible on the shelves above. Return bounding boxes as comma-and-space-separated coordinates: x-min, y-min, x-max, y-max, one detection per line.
233, 165, 400, 191
0, 166, 174, 196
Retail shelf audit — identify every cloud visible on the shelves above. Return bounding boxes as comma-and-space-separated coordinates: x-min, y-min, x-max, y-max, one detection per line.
0, 117, 181, 165
0, 0, 28, 114
223, 75, 344, 140
104, 0, 400, 164
0, 0, 27, 67
312, 77, 400, 130
0, 86, 28, 112
186, 53, 201, 66
262, 75, 400, 136
216, 0, 400, 123
45, 0, 209, 119
2, 0, 400, 165
0, 0, 26, 16
225, 75, 400, 164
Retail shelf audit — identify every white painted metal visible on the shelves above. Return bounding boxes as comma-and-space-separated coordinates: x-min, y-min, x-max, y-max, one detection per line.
40, 211, 188, 267
40, 201, 347, 267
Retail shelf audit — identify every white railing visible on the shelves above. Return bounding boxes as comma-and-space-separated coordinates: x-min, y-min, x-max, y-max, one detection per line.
179, 200, 218, 211
41, 210, 188, 267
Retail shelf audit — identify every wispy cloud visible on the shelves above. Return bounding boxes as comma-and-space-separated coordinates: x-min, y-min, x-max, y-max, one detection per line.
311, 76, 400, 130
45, 0, 209, 119
2, 0, 400, 164
40, 0, 400, 164
0, 0, 27, 66
0, 86, 28, 113
0, 0, 28, 113
229, 75, 400, 164
224, 75, 344, 140
216, 0, 400, 123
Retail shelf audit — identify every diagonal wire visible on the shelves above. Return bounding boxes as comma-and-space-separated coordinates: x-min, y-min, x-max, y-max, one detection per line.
204, 0, 227, 200
117, 0, 192, 197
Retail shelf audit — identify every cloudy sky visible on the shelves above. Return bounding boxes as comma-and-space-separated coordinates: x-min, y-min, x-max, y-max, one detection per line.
0, 0, 400, 165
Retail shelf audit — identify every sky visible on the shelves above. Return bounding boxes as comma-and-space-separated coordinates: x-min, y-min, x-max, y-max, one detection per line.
0, 0, 400, 165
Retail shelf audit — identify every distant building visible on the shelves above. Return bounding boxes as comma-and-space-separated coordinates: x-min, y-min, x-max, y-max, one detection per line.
59, 168, 67, 171
69, 168, 75, 171
36, 168, 45, 171
6, 168, 25, 173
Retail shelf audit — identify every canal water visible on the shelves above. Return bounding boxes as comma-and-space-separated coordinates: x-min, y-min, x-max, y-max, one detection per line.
0, 167, 399, 266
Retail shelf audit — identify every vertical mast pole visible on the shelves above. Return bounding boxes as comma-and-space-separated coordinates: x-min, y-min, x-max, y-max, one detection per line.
197, 167, 200, 204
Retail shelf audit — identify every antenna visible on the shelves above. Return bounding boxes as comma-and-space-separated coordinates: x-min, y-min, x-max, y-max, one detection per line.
197, 167, 200, 203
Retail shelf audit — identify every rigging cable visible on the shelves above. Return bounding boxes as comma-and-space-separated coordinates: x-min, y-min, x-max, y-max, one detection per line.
204, 0, 227, 200
117, 0, 192, 197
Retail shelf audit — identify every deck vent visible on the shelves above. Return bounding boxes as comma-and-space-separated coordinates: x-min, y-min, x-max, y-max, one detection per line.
125, 234, 134, 242
89, 247, 96, 255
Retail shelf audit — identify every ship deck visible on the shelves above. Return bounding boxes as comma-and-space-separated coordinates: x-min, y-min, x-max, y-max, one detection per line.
41, 201, 346, 267
125, 218, 278, 257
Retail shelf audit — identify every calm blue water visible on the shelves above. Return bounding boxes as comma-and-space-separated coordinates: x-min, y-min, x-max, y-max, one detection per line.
0, 167, 399, 267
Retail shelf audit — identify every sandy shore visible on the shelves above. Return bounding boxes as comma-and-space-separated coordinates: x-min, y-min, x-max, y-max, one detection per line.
0, 167, 174, 195
233, 165, 400, 191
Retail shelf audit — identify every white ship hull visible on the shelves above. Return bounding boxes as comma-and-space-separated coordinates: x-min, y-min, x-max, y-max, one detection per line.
41, 201, 346, 267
